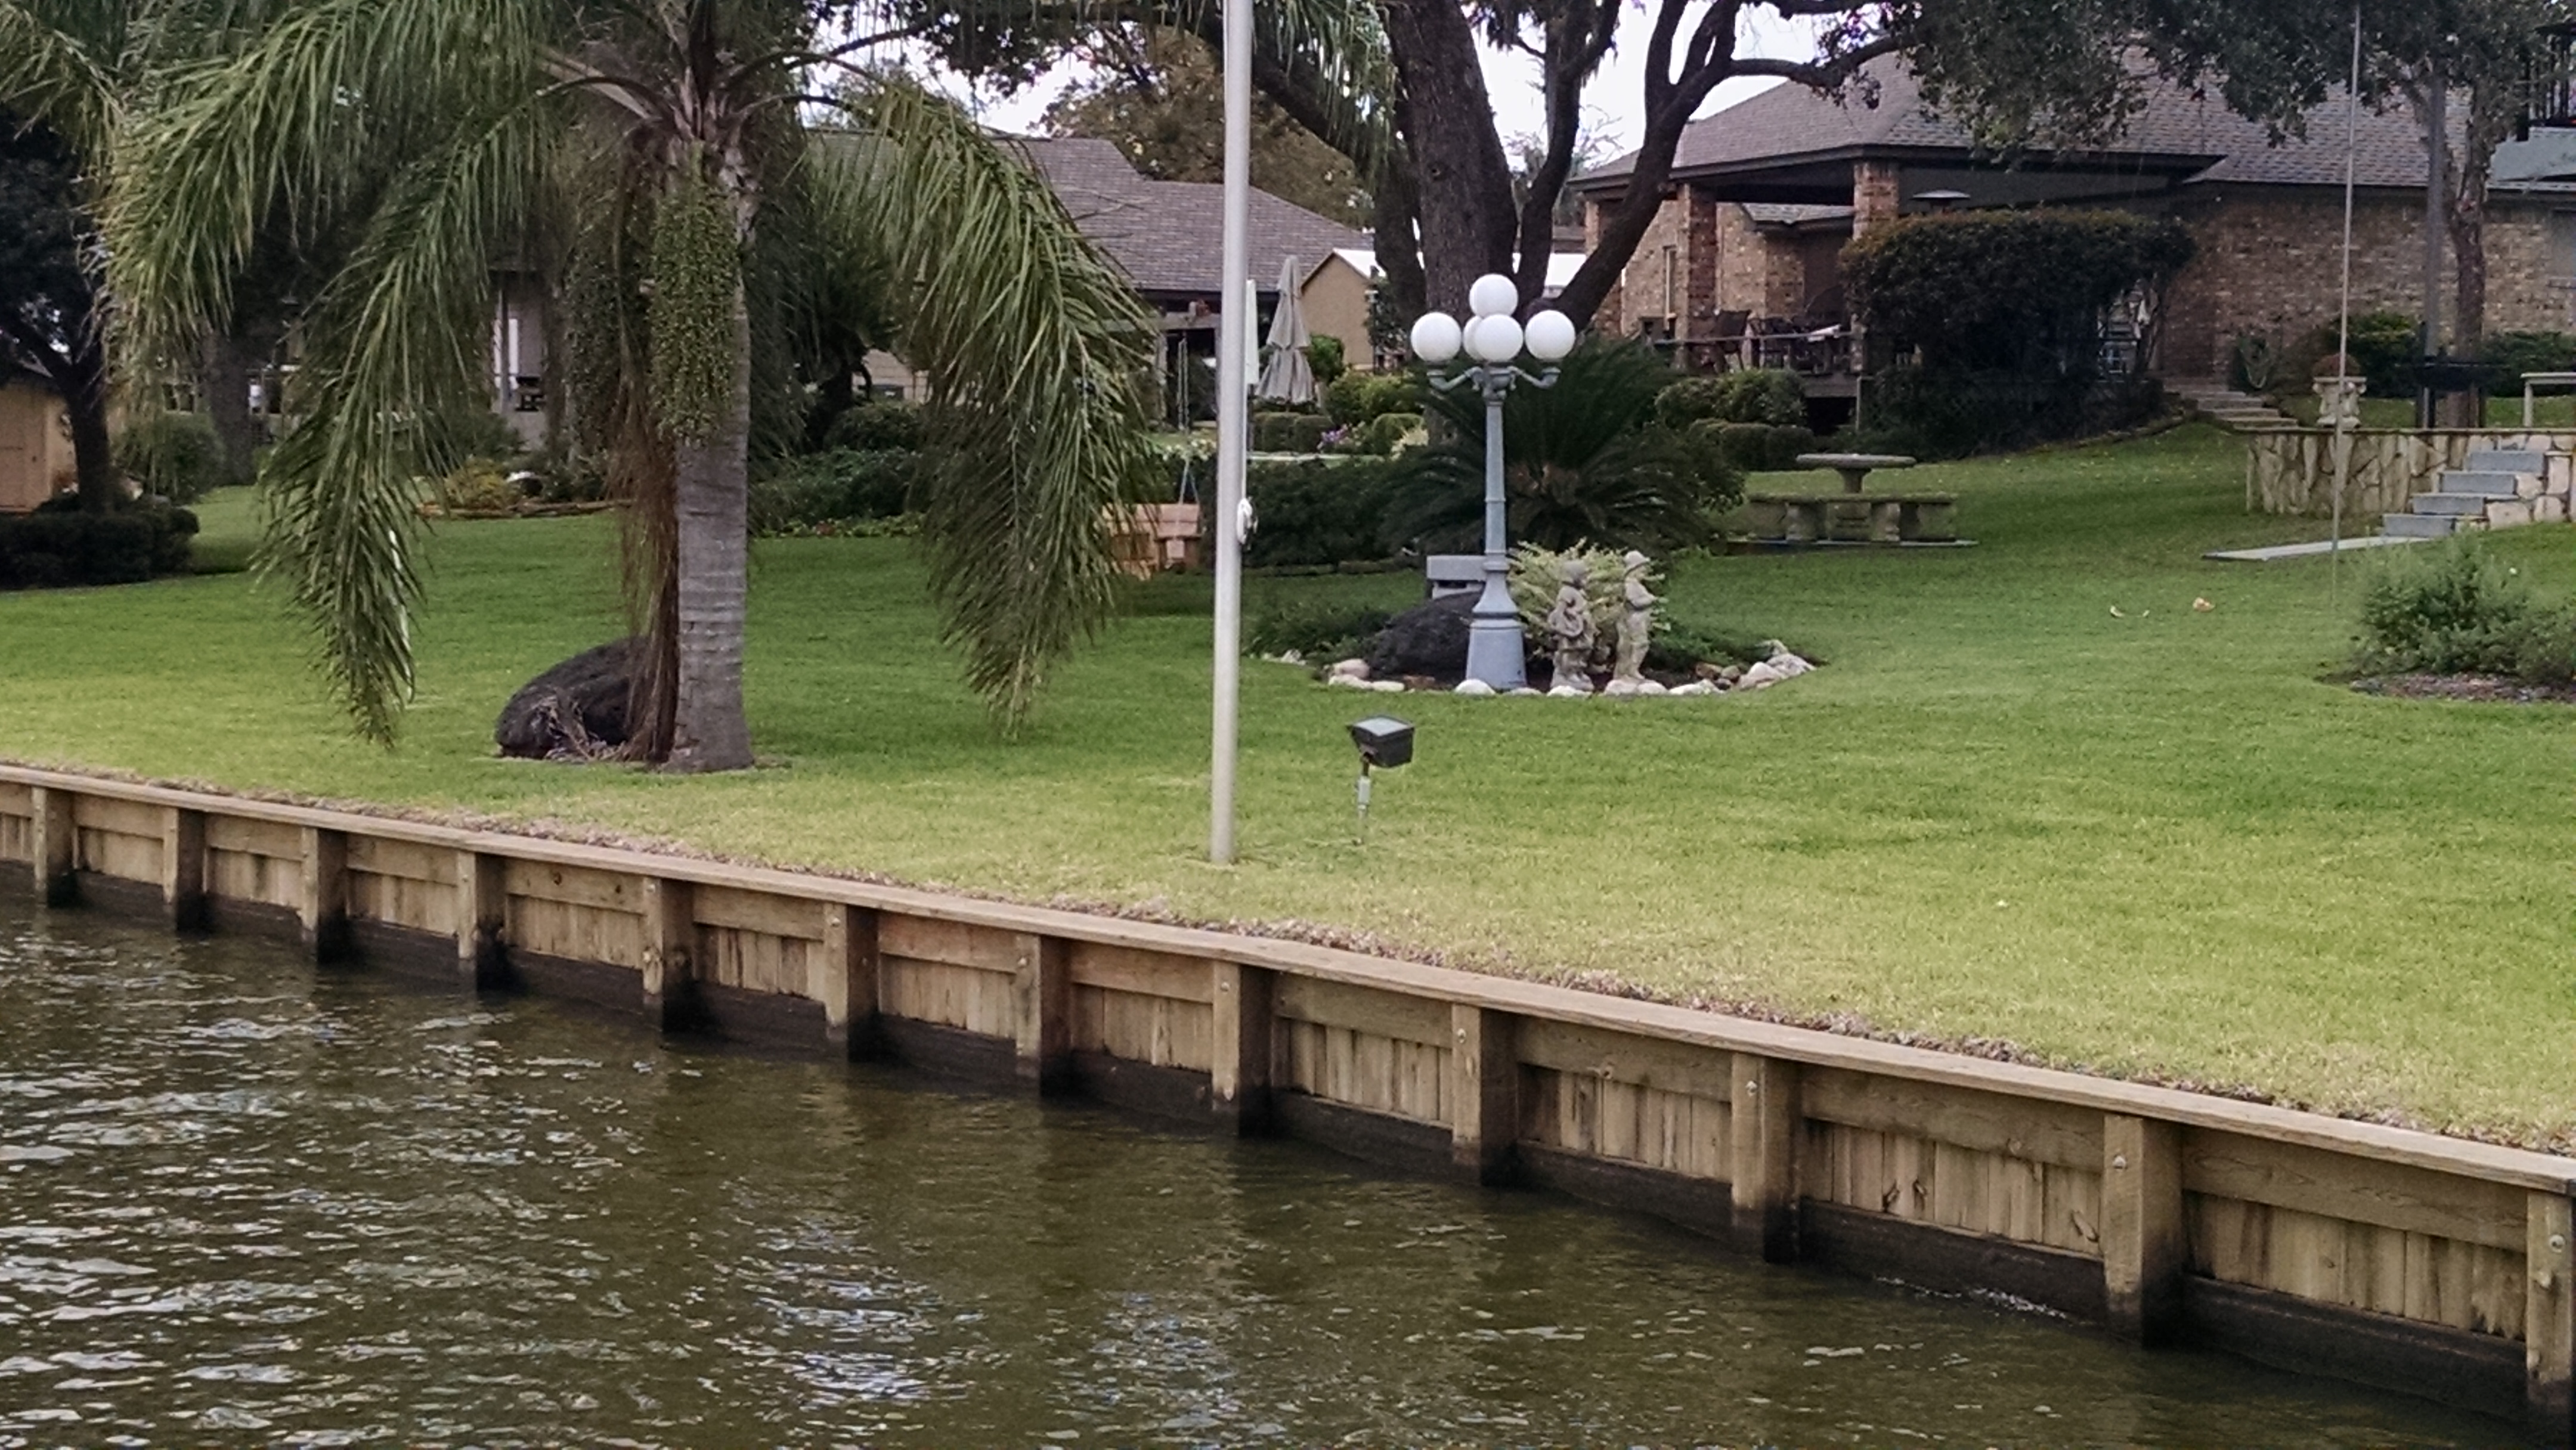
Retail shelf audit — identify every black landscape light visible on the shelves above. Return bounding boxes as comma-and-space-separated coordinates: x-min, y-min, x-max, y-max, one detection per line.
1348, 716, 1414, 840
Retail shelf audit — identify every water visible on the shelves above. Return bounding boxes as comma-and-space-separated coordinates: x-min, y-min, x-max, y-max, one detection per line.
0, 905, 2519, 1448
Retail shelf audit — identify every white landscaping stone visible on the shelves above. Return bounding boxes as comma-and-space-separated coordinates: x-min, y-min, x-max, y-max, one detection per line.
1546, 684, 1590, 698
1368, 678, 1406, 692
1508, 687, 1544, 697
1736, 660, 1786, 690
1601, 678, 1641, 698
1452, 678, 1497, 696
1326, 673, 1370, 689
1669, 680, 1717, 696
1637, 680, 1669, 696
2538, 495, 2569, 525
1766, 650, 1814, 677
1329, 658, 1370, 680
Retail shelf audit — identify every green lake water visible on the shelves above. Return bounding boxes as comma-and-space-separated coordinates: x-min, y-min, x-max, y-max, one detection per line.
0, 904, 2520, 1448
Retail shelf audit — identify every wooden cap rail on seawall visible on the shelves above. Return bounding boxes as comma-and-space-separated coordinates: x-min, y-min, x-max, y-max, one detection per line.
1, 761, 2571, 1439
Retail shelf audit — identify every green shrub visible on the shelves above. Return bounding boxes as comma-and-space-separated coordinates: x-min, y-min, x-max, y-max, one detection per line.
1327, 410, 1418, 457
114, 411, 227, 503
822, 399, 923, 453
2312, 311, 2422, 398
1246, 599, 1391, 662
1244, 457, 1404, 566
2479, 331, 2576, 396
748, 448, 919, 535
0, 500, 196, 588
1859, 368, 2161, 460
2354, 535, 2576, 681
1654, 369, 1806, 429
1253, 411, 1332, 453
1305, 336, 1348, 386
1646, 621, 1772, 674
434, 408, 525, 469
1696, 420, 1816, 473
1845, 210, 2196, 376
435, 458, 525, 512
1321, 369, 1426, 426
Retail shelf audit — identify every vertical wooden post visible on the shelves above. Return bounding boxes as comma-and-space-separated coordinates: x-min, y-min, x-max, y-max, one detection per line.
1012, 932, 1072, 1095
819, 904, 880, 1059
2102, 1114, 2187, 1345
29, 786, 75, 906
2530, 1192, 2575, 1448
1730, 1053, 1801, 1262
1209, 962, 1274, 1135
1448, 1005, 1519, 1184
454, 851, 509, 989
162, 807, 206, 930
298, 826, 349, 962
640, 876, 695, 1030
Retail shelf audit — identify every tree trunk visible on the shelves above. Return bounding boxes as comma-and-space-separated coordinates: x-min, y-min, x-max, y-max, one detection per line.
198, 328, 265, 488
662, 280, 756, 773
62, 328, 116, 512
1378, 0, 1517, 312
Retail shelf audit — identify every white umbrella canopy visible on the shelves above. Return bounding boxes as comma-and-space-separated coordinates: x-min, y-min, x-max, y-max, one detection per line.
1256, 254, 1314, 405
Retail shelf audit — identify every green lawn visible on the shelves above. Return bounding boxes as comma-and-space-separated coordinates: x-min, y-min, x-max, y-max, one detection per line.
4, 424, 2569, 1147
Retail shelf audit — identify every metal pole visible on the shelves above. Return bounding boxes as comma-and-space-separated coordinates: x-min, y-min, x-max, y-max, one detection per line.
1208, 0, 1251, 863
2422, 61, 2446, 429
1462, 370, 1527, 690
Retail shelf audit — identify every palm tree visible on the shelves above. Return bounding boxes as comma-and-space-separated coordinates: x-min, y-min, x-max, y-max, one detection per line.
101, 0, 1156, 764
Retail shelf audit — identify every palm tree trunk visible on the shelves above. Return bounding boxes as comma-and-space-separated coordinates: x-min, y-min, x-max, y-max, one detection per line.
197, 328, 265, 488
662, 278, 755, 772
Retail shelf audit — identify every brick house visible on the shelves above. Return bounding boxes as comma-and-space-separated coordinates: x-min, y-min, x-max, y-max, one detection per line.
1574, 63, 2576, 389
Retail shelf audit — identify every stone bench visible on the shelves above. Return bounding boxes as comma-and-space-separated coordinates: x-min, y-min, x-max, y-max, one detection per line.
1745, 492, 1959, 544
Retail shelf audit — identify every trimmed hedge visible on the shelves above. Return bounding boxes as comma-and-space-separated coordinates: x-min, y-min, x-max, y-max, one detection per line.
1245, 457, 1404, 567
114, 411, 228, 503
0, 500, 198, 589
1253, 411, 1332, 453
1321, 369, 1426, 426
1656, 369, 1807, 428
1844, 210, 2196, 374
1694, 420, 1817, 473
748, 448, 919, 535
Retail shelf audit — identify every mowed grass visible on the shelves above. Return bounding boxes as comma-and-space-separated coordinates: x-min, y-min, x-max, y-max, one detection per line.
2, 423, 2569, 1144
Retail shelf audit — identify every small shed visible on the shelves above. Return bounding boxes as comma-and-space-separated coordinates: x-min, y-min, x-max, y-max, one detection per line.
0, 370, 73, 514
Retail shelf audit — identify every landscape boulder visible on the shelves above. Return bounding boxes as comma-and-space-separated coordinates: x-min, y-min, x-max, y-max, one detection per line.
1365, 591, 1481, 683
496, 639, 638, 759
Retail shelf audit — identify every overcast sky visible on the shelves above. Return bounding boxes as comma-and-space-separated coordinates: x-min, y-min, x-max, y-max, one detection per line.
897, 6, 1832, 165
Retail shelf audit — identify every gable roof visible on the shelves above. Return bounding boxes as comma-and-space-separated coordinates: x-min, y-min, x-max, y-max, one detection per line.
1008, 137, 1365, 303
1580, 61, 2522, 198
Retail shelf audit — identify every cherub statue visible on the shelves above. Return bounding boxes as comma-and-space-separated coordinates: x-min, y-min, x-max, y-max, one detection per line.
1544, 560, 1597, 692
1613, 550, 1657, 684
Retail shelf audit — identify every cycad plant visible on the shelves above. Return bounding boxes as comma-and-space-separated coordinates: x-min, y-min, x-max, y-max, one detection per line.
97, 0, 1155, 766
1388, 336, 1732, 556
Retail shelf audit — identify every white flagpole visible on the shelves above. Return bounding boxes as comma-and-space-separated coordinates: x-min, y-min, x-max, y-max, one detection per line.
1209, 0, 1252, 863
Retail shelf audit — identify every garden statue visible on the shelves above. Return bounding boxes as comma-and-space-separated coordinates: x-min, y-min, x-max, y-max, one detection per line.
1612, 550, 1657, 684
1544, 560, 1597, 692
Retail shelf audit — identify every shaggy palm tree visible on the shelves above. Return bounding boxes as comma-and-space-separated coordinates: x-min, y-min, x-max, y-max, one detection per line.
101, 0, 1156, 766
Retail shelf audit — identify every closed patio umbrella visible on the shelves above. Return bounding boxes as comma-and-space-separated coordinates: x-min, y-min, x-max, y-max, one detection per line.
1256, 255, 1314, 405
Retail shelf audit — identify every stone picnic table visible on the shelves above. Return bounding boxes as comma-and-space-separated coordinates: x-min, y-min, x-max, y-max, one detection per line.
1744, 451, 1962, 545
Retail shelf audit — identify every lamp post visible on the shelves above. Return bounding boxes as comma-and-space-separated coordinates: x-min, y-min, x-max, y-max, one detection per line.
1410, 274, 1579, 691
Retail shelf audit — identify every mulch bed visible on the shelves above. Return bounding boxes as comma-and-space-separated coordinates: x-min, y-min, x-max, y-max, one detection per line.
2350, 673, 2576, 705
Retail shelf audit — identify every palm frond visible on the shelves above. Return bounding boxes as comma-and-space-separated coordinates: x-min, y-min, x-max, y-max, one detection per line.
0, 1, 120, 157
812, 78, 1157, 724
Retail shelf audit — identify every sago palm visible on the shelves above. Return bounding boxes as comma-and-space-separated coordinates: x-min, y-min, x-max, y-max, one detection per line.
104, 0, 1156, 766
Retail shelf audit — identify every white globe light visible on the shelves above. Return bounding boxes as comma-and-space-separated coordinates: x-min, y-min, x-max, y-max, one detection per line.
1468, 273, 1519, 318
1466, 313, 1523, 363
1524, 309, 1578, 361
1409, 311, 1462, 363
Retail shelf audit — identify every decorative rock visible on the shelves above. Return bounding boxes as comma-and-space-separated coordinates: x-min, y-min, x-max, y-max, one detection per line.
1452, 678, 1497, 696
1367, 678, 1406, 692
1508, 687, 1544, 697
1670, 680, 1718, 696
1329, 658, 1370, 680
1765, 650, 1814, 678
496, 639, 637, 760
1601, 678, 1642, 698
1736, 659, 1787, 690
1546, 684, 1589, 698
1366, 592, 1479, 683
1326, 672, 1372, 689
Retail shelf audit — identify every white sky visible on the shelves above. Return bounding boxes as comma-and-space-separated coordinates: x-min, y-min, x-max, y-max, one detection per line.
894, 6, 1831, 164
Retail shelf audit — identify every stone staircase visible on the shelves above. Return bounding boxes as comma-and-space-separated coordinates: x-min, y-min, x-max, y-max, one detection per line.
2382, 448, 2561, 537
2166, 378, 2293, 430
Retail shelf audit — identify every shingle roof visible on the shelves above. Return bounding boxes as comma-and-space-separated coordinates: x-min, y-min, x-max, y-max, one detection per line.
1744, 203, 1854, 226
1583, 61, 2476, 194
1008, 137, 1366, 302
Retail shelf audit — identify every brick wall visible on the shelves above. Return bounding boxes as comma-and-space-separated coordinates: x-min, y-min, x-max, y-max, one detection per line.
1603, 191, 1818, 334
2163, 187, 2574, 379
